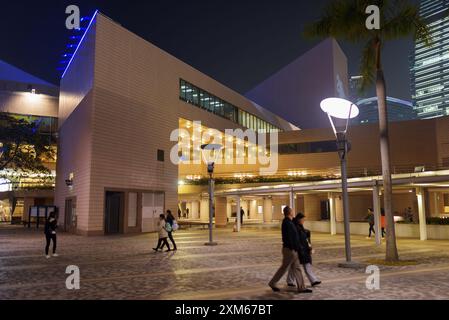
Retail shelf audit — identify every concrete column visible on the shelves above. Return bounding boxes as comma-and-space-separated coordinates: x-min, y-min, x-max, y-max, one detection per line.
23, 197, 34, 223
416, 188, 428, 241
226, 199, 232, 219
215, 197, 228, 228
191, 201, 199, 219
289, 190, 296, 214
263, 197, 273, 223
328, 193, 337, 236
372, 183, 382, 246
250, 200, 258, 219
241, 200, 249, 219
236, 196, 241, 232
200, 198, 209, 222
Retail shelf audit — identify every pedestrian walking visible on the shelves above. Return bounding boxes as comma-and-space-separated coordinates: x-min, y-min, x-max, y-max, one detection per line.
166, 209, 178, 251
268, 206, 312, 294
381, 209, 386, 238
365, 208, 376, 238
153, 214, 171, 252
286, 213, 321, 287
240, 207, 245, 225
44, 212, 58, 259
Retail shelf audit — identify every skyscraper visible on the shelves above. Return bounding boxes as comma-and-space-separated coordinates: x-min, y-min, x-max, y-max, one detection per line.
411, 0, 449, 119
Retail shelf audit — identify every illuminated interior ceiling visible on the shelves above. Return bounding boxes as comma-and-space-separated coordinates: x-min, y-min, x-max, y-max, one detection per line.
178, 118, 268, 158
178, 118, 341, 180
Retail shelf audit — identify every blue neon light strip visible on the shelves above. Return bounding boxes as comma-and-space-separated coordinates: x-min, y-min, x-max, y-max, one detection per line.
61, 9, 99, 79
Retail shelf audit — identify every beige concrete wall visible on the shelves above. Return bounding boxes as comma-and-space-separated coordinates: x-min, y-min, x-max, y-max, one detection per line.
54, 92, 94, 232
58, 21, 96, 128
304, 194, 321, 221
272, 197, 288, 220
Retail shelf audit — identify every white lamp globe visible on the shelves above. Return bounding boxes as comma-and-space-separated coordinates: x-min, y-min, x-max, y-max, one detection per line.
320, 98, 359, 120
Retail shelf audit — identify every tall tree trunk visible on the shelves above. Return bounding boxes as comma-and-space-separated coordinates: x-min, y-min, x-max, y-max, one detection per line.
375, 40, 399, 261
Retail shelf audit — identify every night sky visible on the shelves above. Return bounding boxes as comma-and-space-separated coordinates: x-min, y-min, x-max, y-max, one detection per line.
1, 0, 420, 100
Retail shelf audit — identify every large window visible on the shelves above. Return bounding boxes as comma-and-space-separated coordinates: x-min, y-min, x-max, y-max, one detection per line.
180, 79, 281, 133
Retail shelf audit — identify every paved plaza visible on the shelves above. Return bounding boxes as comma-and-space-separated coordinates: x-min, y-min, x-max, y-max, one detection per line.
1, 224, 449, 300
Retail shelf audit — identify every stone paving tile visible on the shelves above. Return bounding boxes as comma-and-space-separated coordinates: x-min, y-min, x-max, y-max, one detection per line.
1, 225, 449, 300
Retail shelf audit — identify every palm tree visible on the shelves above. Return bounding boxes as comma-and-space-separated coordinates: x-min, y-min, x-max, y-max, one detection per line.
304, 0, 432, 261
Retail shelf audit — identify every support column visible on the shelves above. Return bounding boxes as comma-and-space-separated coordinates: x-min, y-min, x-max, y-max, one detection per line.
263, 197, 273, 223
236, 196, 241, 232
289, 189, 296, 214
372, 182, 382, 246
250, 199, 258, 219
214, 197, 228, 228
241, 200, 249, 219
226, 199, 232, 219
416, 188, 428, 241
200, 198, 209, 222
191, 201, 199, 219
328, 193, 337, 236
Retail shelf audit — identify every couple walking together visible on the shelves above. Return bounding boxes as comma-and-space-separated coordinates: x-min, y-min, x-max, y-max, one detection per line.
269, 206, 321, 294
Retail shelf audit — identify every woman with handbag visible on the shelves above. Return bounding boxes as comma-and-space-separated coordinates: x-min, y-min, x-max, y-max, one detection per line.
165, 210, 177, 251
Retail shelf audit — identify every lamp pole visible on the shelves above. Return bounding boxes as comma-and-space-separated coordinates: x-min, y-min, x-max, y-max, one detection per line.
336, 132, 352, 263
201, 143, 222, 246
321, 98, 362, 268
206, 162, 217, 246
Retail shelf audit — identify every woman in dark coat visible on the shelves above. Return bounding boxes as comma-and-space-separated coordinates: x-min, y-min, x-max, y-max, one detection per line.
287, 213, 321, 287
44, 212, 58, 258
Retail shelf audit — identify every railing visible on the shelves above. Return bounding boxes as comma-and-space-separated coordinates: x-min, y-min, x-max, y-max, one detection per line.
180, 163, 449, 186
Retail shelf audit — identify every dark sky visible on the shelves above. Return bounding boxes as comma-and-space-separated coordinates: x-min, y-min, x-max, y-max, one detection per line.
0, 0, 419, 101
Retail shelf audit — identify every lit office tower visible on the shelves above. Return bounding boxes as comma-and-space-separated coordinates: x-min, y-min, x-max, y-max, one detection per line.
411, 0, 449, 119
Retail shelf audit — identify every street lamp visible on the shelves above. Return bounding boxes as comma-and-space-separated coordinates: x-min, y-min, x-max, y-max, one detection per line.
200, 143, 223, 246
321, 98, 360, 268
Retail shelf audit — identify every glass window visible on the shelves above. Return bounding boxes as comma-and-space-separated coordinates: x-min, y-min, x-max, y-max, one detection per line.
180, 79, 186, 100
192, 86, 199, 105
179, 79, 282, 133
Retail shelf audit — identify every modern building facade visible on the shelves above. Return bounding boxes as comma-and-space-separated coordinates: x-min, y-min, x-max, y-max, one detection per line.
411, 0, 449, 119
352, 96, 417, 125
0, 60, 58, 223
56, 12, 297, 236
56, 11, 449, 240
245, 39, 349, 129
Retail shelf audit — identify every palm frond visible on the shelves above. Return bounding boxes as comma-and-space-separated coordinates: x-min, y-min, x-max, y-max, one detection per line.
382, 0, 433, 46
304, 0, 377, 42
359, 38, 378, 92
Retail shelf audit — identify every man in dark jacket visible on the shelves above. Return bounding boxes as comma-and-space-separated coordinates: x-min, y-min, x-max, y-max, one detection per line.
268, 206, 311, 293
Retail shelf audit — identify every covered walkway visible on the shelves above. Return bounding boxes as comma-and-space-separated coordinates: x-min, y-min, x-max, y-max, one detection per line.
179, 169, 449, 241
